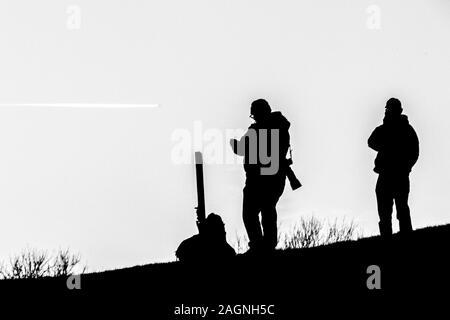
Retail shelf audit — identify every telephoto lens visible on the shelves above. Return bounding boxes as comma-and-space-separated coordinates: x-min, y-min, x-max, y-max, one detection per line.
286, 167, 302, 190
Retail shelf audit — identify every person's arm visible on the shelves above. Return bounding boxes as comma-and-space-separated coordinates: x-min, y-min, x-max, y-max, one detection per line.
229, 138, 243, 155
368, 126, 383, 151
229, 126, 254, 156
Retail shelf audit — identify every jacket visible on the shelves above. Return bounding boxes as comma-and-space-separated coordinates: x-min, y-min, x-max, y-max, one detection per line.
368, 114, 419, 174
232, 111, 291, 177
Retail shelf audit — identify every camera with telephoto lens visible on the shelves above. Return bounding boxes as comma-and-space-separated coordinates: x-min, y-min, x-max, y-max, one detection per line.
285, 158, 302, 190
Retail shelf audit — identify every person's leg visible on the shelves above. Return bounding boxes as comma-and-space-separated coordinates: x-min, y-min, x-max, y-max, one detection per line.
243, 184, 263, 249
261, 204, 277, 250
260, 178, 285, 250
395, 175, 412, 233
376, 174, 394, 237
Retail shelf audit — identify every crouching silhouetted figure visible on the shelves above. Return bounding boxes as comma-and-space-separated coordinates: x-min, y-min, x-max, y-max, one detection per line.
176, 213, 236, 263
368, 98, 419, 237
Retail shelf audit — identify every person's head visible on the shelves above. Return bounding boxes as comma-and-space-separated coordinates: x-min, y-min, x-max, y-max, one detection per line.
385, 98, 403, 119
250, 99, 272, 122
204, 213, 226, 240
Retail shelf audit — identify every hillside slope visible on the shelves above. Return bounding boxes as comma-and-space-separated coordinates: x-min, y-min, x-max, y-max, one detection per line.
2, 224, 449, 316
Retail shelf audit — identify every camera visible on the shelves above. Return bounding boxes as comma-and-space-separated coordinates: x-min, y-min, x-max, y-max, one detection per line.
284, 158, 302, 190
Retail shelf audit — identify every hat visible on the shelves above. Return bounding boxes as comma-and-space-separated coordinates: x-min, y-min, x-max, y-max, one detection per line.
386, 98, 402, 114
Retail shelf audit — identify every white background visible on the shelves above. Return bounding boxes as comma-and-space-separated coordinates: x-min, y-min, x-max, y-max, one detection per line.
0, 0, 449, 271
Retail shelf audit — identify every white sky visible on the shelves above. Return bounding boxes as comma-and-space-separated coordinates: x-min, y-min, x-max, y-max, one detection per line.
0, 0, 449, 271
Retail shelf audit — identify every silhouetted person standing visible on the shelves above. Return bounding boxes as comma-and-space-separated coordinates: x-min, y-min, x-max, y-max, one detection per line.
230, 99, 291, 252
368, 98, 419, 237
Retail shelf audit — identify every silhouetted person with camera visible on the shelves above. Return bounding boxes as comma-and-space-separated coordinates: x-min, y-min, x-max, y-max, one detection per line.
176, 212, 236, 263
230, 99, 299, 253
368, 98, 419, 237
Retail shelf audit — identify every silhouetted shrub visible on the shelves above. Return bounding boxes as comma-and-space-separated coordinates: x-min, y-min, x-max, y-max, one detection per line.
0, 248, 87, 280
282, 216, 360, 249
323, 218, 359, 245
233, 232, 249, 254
233, 216, 362, 253
51, 248, 87, 277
